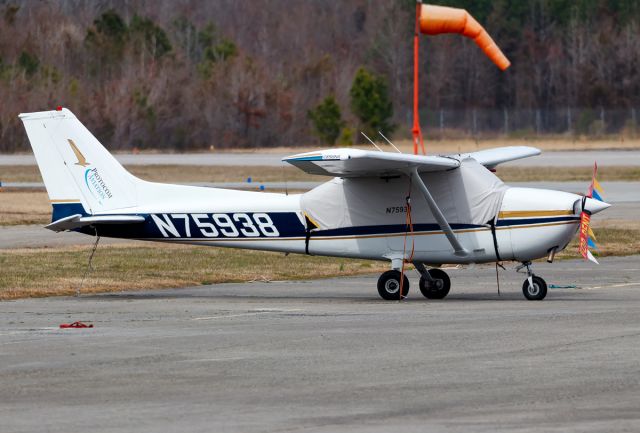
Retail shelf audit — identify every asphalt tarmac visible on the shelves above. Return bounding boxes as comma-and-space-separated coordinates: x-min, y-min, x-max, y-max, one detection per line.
2, 256, 640, 432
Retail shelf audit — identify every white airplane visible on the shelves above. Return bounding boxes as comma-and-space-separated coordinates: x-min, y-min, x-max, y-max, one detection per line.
20, 108, 611, 301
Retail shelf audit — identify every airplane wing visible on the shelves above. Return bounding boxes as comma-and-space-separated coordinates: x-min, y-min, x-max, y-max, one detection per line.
283, 148, 460, 177
454, 146, 540, 169
284, 146, 539, 177
45, 214, 146, 232
285, 146, 537, 257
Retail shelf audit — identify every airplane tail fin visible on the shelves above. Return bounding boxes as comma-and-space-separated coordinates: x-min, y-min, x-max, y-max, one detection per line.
19, 108, 139, 219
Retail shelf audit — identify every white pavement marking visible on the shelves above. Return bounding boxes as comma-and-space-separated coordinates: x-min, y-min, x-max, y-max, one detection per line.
583, 282, 640, 290
177, 357, 249, 363
191, 309, 301, 320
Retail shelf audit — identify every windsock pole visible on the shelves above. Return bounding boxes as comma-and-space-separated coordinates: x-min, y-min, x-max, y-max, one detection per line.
412, 1, 425, 155
412, 3, 510, 156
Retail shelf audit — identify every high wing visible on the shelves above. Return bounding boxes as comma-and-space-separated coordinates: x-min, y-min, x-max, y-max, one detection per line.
284, 148, 467, 255
455, 146, 540, 169
284, 145, 539, 258
283, 148, 459, 177
283, 146, 539, 177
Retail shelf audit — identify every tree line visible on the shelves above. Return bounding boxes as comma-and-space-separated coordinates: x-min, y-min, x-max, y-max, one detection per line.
0, 0, 638, 152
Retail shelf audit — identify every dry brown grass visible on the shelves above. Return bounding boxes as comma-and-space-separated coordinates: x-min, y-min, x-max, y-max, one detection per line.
133, 137, 640, 154
591, 219, 640, 231
496, 166, 640, 182
0, 190, 50, 225
0, 166, 43, 182
0, 227, 637, 300
0, 243, 387, 300
390, 137, 640, 153
128, 165, 322, 183
0, 165, 320, 183
4, 163, 640, 185
557, 227, 640, 260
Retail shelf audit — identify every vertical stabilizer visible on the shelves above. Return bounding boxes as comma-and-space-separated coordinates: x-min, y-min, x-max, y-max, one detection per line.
19, 108, 138, 216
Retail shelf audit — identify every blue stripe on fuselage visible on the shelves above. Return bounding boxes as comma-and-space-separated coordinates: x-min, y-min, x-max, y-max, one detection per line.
496, 216, 579, 227
51, 203, 579, 240
86, 212, 307, 239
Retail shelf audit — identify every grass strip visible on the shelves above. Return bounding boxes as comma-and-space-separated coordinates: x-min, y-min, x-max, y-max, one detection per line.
1, 227, 638, 300
496, 166, 640, 182
0, 244, 387, 300
556, 227, 640, 260
3, 165, 640, 184
0, 165, 321, 183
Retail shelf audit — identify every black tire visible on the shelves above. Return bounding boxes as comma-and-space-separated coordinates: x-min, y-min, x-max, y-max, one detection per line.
419, 268, 451, 299
377, 270, 409, 300
522, 275, 547, 300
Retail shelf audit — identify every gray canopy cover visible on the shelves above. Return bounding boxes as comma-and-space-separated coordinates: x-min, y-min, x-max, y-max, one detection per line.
301, 159, 508, 230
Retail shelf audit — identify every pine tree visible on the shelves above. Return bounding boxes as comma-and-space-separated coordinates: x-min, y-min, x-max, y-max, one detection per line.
308, 96, 344, 145
349, 68, 395, 138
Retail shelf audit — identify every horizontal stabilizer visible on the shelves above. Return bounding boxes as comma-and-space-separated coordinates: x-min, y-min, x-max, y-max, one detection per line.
46, 214, 146, 232
283, 148, 459, 177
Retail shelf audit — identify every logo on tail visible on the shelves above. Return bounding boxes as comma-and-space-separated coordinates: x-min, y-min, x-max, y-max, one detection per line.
68, 139, 90, 167
67, 138, 113, 204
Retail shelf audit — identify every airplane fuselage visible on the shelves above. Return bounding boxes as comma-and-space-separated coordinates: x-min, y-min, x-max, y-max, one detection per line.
60, 183, 581, 266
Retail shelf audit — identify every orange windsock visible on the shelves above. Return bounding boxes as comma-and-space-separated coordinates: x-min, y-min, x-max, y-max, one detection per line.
419, 4, 510, 70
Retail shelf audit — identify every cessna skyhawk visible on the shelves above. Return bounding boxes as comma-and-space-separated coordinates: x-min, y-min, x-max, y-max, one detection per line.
20, 108, 609, 300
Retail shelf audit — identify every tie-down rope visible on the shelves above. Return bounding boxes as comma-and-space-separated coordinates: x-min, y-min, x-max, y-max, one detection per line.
398, 178, 415, 300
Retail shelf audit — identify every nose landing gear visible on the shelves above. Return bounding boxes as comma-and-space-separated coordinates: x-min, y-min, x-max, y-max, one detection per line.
517, 261, 548, 300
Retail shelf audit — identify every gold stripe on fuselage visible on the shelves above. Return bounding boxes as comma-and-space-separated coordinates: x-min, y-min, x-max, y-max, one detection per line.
498, 210, 574, 218
50, 199, 82, 203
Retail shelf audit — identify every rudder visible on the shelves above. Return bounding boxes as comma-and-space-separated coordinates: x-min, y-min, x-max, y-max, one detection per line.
20, 108, 138, 217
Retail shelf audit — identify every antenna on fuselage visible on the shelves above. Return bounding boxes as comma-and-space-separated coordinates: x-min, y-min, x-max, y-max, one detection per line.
378, 131, 402, 153
360, 131, 383, 152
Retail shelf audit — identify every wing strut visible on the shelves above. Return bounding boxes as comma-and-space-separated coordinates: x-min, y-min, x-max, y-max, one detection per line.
410, 167, 468, 257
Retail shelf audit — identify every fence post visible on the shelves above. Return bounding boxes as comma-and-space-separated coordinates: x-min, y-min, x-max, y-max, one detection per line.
503, 108, 509, 135
567, 107, 572, 134
536, 109, 541, 135
472, 109, 477, 136
439, 109, 444, 136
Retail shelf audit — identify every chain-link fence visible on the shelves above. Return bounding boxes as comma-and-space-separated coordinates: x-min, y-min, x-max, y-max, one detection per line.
414, 108, 639, 138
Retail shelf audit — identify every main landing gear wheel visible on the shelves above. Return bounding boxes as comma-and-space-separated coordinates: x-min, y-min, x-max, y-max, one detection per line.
522, 275, 547, 301
419, 268, 451, 299
377, 270, 409, 300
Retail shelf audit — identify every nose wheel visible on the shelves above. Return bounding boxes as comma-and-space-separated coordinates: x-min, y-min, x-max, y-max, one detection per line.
518, 261, 547, 300
522, 276, 547, 300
